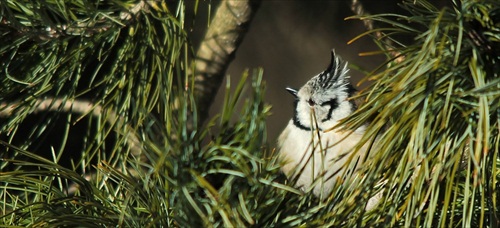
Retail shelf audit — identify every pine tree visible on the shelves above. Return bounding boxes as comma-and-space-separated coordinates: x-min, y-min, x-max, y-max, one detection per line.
1, 0, 499, 227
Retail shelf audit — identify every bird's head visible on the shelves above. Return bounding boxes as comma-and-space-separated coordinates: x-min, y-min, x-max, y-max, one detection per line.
288, 50, 357, 131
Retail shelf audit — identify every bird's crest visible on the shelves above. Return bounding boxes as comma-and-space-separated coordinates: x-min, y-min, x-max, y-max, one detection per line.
317, 50, 350, 90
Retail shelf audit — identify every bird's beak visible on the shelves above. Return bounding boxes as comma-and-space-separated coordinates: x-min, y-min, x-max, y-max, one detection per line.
285, 87, 298, 98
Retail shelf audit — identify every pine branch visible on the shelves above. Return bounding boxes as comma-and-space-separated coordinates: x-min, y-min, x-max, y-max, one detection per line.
3, 0, 150, 40
346, 0, 500, 226
194, 0, 262, 125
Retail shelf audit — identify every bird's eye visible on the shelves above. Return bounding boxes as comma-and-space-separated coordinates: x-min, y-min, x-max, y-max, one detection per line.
307, 98, 315, 106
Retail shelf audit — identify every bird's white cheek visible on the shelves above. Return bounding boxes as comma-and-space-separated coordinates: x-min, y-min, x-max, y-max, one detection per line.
336, 102, 353, 119
296, 103, 313, 124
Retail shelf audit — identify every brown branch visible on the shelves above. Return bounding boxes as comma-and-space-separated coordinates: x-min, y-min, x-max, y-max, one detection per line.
194, 0, 262, 124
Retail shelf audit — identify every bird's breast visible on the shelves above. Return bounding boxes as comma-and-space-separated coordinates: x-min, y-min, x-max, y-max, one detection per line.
278, 119, 367, 195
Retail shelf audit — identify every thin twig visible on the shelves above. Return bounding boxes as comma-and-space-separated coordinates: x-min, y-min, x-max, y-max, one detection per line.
0, 98, 141, 157
350, 0, 404, 62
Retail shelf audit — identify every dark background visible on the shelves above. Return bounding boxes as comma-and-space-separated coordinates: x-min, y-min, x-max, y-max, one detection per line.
200, 0, 450, 143
199, 0, 397, 143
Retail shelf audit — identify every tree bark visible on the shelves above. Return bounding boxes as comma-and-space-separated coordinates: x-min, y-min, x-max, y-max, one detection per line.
194, 0, 262, 125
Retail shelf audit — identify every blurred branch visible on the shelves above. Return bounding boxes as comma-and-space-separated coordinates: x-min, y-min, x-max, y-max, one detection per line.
194, 0, 262, 124
350, 0, 375, 31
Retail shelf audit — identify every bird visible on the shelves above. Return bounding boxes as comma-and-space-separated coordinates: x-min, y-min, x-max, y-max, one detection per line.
277, 50, 372, 199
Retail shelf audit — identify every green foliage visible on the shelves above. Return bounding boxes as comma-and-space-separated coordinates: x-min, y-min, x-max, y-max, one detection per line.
1, 0, 499, 227
1, 0, 195, 226
0, 0, 189, 175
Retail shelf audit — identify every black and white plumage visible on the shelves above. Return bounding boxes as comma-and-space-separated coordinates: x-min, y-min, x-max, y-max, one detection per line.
278, 50, 371, 199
